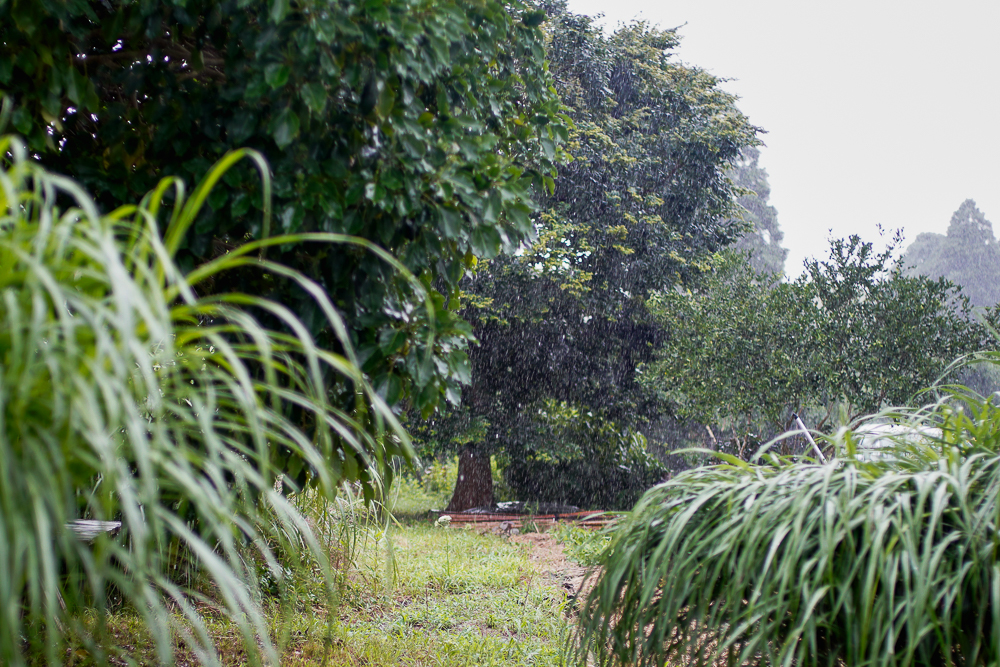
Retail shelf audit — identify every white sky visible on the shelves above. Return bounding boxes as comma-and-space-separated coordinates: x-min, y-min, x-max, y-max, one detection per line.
564, 0, 1000, 277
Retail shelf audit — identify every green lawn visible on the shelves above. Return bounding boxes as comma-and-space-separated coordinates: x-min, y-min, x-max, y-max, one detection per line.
60, 467, 577, 666
283, 524, 570, 666
75, 518, 571, 666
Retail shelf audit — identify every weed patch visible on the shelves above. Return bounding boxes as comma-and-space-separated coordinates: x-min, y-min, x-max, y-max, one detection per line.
551, 524, 612, 568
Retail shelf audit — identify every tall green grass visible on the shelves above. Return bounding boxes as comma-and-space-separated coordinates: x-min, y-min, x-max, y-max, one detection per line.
0, 135, 413, 666
572, 373, 1000, 666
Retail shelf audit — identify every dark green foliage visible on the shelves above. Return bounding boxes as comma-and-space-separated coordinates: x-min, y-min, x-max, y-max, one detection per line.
646, 235, 995, 446
645, 251, 814, 452
428, 2, 759, 506
503, 409, 665, 510
729, 146, 787, 275
904, 199, 1000, 307
572, 382, 1000, 666
505, 447, 663, 510
0, 0, 566, 422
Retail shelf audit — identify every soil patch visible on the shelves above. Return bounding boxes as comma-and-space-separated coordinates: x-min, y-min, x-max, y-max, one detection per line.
509, 532, 593, 601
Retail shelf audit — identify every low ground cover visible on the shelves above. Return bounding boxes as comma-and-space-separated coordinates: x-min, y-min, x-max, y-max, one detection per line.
549, 524, 612, 568
319, 525, 569, 666
65, 486, 575, 666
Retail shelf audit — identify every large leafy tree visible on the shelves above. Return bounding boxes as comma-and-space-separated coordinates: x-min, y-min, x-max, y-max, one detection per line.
0, 0, 565, 436
421, 3, 760, 510
646, 234, 995, 456
903, 199, 1000, 307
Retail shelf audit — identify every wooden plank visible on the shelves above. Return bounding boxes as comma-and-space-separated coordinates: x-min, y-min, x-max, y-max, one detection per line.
440, 511, 616, 530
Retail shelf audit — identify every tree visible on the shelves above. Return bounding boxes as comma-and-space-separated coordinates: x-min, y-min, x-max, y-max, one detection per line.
645, 234, 994, 455
903, 199, 1000, 307
424, 3, 760, 510
729, 147, 787, 275
0, 0, 566, 435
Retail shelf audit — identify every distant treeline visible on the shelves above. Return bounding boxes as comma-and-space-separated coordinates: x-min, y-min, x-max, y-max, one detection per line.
904, 199, 1000, 307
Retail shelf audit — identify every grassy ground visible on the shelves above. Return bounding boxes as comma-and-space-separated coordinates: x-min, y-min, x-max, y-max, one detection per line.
68, 468, 574, 666
311, 525, 570, 666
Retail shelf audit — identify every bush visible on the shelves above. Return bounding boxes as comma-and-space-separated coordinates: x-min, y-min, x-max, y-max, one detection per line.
0, 137, 410, 666
572, 376, 1000, 666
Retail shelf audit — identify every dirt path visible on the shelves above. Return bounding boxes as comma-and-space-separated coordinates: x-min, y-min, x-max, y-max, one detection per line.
509, 532, 593, 601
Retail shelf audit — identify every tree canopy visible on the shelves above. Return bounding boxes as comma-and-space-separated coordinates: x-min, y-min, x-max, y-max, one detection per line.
0, 0, 566, 425
645, 234, 995, 455
418, 3, 761, 509
729, 146, 787, 275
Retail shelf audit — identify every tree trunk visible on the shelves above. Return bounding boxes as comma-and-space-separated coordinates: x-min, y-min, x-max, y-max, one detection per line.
445, 445, 494, 512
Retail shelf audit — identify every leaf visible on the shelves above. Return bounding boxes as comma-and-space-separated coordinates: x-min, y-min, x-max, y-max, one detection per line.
66, 67, 87, 106
244, 77, 268, 101
551, 122, 569, 143
207, 186, 228, 210
408, 349, 434, 387
270, 0, 289, 23
300, 82, 327, 115
278, 203, 301, 232
470, 226, 501, 260
376, 83, 395, 118
521, 10, 546, 27
227, 111, 257, 144
540, 137, 555, 161
264, 63, 291, 89
506, 204, 531, 235
230, 191, 252, 218
449, 350, 471, 385
270, 107, 300, 149
360, 77, 380, 115
439, 208, 463, 239
482, 190, 501, 224
445, 382, 461, 406
319, 51, 339, 76
11, 106, 31, 135
386, 374, 403, 405
378, 328, 408, 355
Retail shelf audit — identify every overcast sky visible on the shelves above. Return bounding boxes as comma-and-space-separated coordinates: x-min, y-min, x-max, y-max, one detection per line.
564, 0, 1000, 277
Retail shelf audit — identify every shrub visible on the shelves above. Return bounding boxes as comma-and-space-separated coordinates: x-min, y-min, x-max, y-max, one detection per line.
572, 376, 1000, 666
551, 524, 611, 568
0, 137, 410, 666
